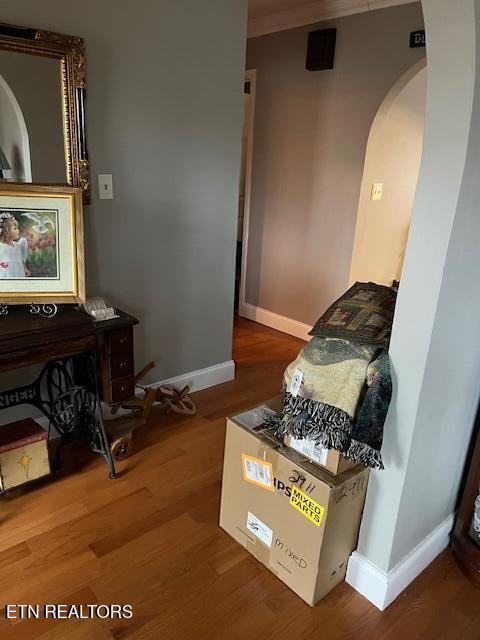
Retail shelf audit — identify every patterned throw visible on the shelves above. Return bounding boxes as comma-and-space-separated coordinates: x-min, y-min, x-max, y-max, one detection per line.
309, 281, 397, 347
271, 336, 392, 470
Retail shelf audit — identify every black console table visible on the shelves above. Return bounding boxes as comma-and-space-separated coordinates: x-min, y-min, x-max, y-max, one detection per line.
0, 306, 138, 480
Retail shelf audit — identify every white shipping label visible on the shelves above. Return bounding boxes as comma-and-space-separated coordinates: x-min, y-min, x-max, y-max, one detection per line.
242, 454, 274, 490
289, 436, 328, 465
289, 368, 304, 397
247, 512, 273, 548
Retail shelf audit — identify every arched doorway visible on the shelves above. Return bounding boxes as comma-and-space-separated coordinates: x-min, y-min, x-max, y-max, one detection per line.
349, 59, 427, 286
0, 71, 32, 182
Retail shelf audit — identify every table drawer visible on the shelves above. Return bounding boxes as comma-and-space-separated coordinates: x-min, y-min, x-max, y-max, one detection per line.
110, 376, 135, 403
109, 352, 134, 379
108, 327, 133, 355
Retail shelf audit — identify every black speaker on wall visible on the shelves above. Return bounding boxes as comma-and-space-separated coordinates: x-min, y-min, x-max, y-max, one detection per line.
306, 28, 337, 71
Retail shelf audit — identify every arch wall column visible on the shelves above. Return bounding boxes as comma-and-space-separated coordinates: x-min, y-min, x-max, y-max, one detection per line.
347, 0, 480, 609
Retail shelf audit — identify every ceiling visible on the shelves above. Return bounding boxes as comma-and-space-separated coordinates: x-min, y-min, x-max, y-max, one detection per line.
247, 0, 416, 38
249, 0, 321, 20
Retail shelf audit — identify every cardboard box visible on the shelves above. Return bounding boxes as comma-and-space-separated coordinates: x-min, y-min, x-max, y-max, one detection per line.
0, 419, 50, 491
237, 396, 357, 475
284, 434, 357, 476
219, 405, 369, 606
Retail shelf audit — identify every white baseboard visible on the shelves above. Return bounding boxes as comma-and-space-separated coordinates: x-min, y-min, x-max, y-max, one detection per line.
39, 361, 235, 426
346, 513, 454, 610
240, 302, 311, 341
145, 360, 235, 394
36, 415, 49, 431
36, 415, 61, 440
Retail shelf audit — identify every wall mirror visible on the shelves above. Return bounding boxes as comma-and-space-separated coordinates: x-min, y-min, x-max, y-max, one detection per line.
0, 23, 90, 203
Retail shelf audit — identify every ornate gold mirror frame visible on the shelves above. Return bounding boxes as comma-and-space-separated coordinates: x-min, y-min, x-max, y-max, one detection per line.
0, 23, 90, 203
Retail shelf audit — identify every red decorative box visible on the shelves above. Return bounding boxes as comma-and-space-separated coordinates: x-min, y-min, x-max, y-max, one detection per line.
0, 419, 50, 491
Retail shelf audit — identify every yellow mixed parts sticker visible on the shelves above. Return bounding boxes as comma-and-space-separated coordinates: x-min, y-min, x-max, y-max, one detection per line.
290, 486, 325, 526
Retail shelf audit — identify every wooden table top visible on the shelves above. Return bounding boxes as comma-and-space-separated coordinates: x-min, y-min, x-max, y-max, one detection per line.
0, 306, 138, 356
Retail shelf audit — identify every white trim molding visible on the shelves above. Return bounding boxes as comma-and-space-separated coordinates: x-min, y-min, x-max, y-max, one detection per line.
240, 302, 311, 341
147, 360, 235, 394
238, 69, 257, 316
346, 513, 455, 610
248, 0, 416, 39
38, 361, 235, 430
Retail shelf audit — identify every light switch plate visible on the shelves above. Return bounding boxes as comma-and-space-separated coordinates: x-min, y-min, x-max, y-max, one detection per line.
371, 183, 383, 201
98, 174, 113, 199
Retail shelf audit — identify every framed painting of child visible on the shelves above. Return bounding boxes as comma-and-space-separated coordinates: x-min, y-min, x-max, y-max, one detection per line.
0, 184, 85, 304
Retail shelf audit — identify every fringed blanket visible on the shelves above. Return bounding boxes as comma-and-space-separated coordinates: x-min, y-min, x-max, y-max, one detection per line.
270, 337, 392, 470
309, 281, 397, 347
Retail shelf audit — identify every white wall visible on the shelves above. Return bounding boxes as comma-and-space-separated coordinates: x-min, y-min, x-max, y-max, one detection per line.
348, 0, 480, 607
349, 62, 426, 286
389, 0, 480, 566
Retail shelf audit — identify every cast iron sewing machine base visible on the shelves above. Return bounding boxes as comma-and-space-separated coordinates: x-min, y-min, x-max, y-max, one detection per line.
0, 353, 116, 479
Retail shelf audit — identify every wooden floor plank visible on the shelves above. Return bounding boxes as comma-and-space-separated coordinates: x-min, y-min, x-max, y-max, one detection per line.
0, 541, 31, 570
0, 316, 479, 639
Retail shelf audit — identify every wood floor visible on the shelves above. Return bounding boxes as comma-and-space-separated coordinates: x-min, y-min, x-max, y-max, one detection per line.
1, 317, 479, 639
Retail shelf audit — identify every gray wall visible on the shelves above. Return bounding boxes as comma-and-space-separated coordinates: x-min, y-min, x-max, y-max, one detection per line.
0, 0, 247, 385
0, 50, 65, 182
245, 3, 425, 325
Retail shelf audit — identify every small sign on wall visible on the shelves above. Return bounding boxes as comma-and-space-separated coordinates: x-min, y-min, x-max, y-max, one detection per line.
410, 30, 426, 48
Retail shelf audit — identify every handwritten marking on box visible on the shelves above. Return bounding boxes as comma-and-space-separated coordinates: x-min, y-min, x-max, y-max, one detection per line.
290, 486, 325, 526
242, 454, 274, 491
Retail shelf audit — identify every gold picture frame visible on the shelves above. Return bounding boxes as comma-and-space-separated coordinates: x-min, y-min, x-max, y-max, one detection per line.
0, 183, 85, 304
0, 22, 90, 202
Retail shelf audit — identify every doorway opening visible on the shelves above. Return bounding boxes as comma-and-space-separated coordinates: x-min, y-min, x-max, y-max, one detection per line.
234, 69, 256, 312
349, 59, 427, 287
